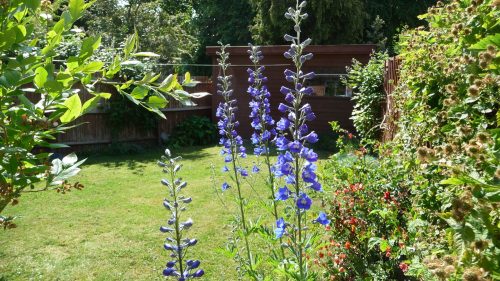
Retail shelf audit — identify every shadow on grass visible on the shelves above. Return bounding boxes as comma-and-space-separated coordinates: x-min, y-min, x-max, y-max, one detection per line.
82, 145, 214, 172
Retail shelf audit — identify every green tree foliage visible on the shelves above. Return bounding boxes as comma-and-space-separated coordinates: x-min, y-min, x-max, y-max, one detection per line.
251, 0, 436, 49
251, 0, 365, 44
364, 0, 437, 51
190, 0, 254, 74
82, 0, 198, 62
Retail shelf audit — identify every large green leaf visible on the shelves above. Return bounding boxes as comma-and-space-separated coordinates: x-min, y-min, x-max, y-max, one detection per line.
34, 67, 48, 89
68, 0, 85, 21
147, 96, 167, 108
470, 34, 500, 50
60, 94, 82, 123
79, 36, 101, 61
130, 86, 148, 100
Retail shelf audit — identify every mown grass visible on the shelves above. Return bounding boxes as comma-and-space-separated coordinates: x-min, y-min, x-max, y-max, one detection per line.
0, 145, 331, 280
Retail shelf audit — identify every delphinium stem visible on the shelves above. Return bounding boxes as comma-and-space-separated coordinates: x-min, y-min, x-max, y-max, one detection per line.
216, 43, 255, 277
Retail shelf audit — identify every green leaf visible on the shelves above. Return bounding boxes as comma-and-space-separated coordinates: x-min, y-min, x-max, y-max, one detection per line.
380, 239, 390, 252
81, 96, 100, 114
25, 0, 41, 10
147, 96, 167, 108
470, 34, 500, 50
79, 36, 101, 61
80, 61, 104, 73
34, 67, 48, 88
69, 0, 85, 21
440, 177, 464, 185
130, 86, 148, 100
123, 32, 138, 59
60, 94, 82, 123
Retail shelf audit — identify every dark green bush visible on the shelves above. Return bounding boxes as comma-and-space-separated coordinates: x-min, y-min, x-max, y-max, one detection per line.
167, 115, 217, 148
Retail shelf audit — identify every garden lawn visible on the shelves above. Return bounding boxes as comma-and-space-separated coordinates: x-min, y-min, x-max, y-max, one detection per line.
0, 145, 330, 280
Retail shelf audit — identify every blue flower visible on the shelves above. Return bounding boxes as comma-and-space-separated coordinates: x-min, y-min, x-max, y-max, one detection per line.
163, 268, 175, 276
302, 163, 317, 183
222, 182, 230, 191
276, 118, 291, 131
276, 186, 291, 201
222, 166, 230, 172
239, 169, 249, 177
308, 181, 323, 192
300, 148, 318, 162
288, 141, 303, 154
315, 212, 330, 225
296, 193, 312, 210
278, 103, 289, 113
304, 132, 319, 144
276, 136, 289, 151
252, 165, 260, 173
275, 218, 286, 239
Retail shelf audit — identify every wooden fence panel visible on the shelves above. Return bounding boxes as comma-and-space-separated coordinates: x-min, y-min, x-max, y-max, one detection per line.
55, 77, 213, 151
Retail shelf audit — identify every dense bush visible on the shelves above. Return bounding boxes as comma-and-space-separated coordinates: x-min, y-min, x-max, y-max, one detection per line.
167, 115, 217, 148
344, 51, 388, 140
316, 136, 413, 280
390, 0, 499, 279
322, 1, 499, 280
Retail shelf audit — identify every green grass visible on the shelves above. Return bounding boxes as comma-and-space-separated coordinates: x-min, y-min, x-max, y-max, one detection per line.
0, 145, 331, 280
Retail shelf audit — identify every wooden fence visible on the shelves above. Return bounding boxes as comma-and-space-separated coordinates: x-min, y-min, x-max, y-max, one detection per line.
381, 57, 401, 142
56, 76, 212, 152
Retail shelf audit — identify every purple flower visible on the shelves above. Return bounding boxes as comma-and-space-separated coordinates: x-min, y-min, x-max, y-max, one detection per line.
285, 93, 294, 103
308, 181, 323, 192
315, 212, 330, 225
252, 165, 260, 173
300, 148, 318, 162
239, 169, 249, 177
275, 218, 286, 239
276, 118, 291, 131
288, 141, 303, 153
304, 132, 319, 144
222, 182, 230, 191
193, 270, 205, 277
222, 166, 230, 172
163, 268, 175, 276
276, 136, 289, 151
278, 103, 289, 113
280, 86, 292, 94
276, 186, 291, 201
296, 193, 312, 210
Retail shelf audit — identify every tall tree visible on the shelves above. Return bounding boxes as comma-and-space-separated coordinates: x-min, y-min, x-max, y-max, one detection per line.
363, 0, 437, 51
251, 0, 366, 45
82, 0, 198, 62
190, 0, 254, 73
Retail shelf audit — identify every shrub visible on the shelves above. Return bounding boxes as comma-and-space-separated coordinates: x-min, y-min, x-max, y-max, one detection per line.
316, 138, 413, 280
387, 0, 499, 279
344, 51, 388, 140
167, 116, 217, 148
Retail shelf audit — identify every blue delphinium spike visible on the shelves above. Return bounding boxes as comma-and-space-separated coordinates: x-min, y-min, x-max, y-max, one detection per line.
158, 151, 203, 280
